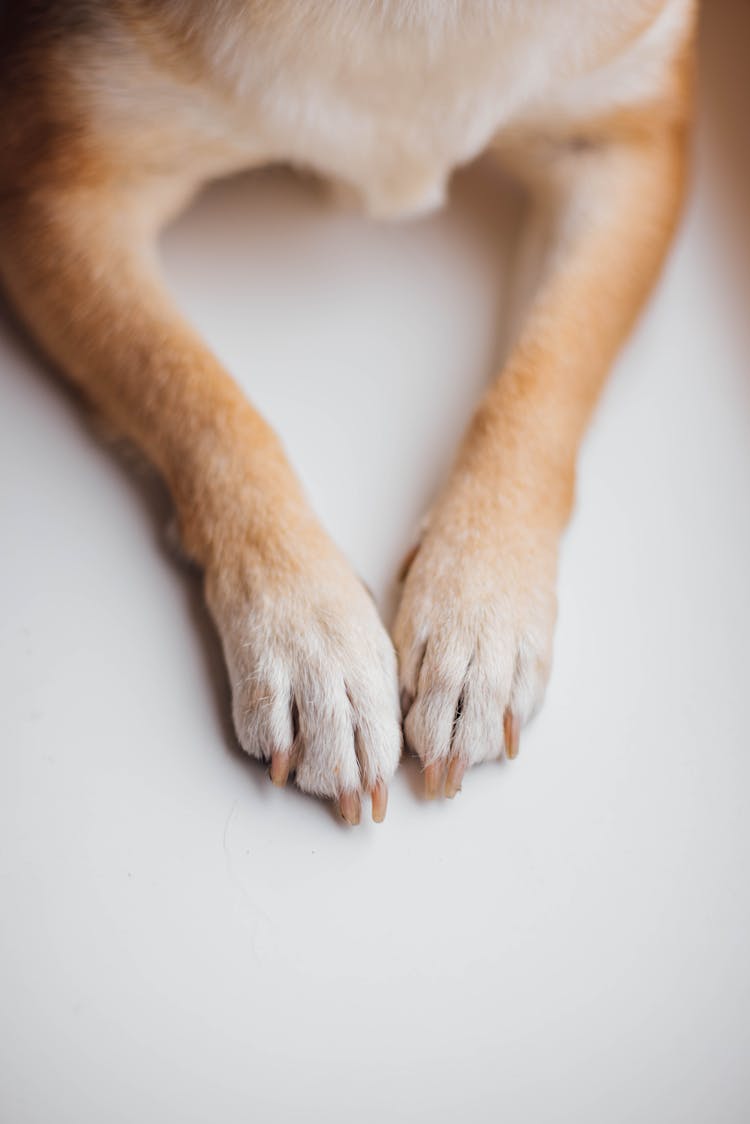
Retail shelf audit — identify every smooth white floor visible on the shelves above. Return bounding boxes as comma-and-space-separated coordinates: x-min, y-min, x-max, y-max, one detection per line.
2, 7, 749, 1123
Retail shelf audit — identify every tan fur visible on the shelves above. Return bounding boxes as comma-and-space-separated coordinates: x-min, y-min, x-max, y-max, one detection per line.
0, 1, 697, 816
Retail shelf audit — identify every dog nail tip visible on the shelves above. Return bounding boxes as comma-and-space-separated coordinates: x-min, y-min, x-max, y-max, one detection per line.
445, 758, 466, 798
269, 751, 291, 787
503, 709, 520, 760
339, 791, 361, 826
424, 762, 444, 800
371, 779, 388, 823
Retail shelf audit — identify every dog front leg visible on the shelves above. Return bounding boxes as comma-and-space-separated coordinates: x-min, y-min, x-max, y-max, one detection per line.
394, 119, 689, 797
0, 183, 401, 822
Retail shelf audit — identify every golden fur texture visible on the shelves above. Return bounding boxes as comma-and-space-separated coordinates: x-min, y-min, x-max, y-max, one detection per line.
0, 1, 696, 821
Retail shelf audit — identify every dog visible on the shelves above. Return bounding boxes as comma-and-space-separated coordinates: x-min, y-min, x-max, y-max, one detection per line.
0, 1, 696, 824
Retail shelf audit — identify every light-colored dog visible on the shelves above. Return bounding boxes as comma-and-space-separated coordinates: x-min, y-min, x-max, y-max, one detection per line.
0, 1, 696, 823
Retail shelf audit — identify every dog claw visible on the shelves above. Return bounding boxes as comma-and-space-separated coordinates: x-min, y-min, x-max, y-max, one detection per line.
444, 757, 466, 798
339, 790, 361, 826
504, 709, 520, 760
424, 761, 445, 799
270, 750, 291, 787
371, 779, 388, 823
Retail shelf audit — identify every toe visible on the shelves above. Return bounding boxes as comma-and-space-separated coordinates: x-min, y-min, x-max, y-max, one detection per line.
339, 790, 362, 826
230, 659, 295, 766
449, 666, 508, 769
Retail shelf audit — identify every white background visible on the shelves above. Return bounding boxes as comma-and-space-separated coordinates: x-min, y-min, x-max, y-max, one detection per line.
1, 4, 749, 1121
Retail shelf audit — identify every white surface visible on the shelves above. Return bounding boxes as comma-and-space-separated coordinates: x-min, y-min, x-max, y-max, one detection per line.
2, 7, 749, 1122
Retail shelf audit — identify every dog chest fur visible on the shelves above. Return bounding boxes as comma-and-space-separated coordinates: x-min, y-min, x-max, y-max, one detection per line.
70, 0, 693, 217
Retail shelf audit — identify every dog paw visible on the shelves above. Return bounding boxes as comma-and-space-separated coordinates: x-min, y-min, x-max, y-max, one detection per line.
206, 546, 402, 823
392, 513, 557, 798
